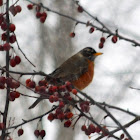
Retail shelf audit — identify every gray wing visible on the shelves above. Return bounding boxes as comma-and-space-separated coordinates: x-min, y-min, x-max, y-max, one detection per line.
49, 53, 89, 82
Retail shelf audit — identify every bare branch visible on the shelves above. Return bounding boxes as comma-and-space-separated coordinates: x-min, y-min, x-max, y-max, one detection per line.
6, 106, 57, 130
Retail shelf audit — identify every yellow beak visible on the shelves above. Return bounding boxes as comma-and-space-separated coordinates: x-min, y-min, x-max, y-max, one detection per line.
94, 52, 103, 56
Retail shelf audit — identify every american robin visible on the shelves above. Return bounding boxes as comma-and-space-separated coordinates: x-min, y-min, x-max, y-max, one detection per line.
29, 47, 103, 109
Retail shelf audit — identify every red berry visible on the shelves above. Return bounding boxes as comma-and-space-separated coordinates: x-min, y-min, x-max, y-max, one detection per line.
0, 0, 3, 6
36, 12, 42, 18
64, 120, 71, 127
81, 125, 87, 131
55, 108, 63, 114
0, 123, 5, 130
41, 12, 47, 18
9, 24, 16, 32
34, 130, 40, 138
59, 101, 65, 108
9, 35, 16, 44
88, 124, 95, 133
95, 126, 101, 133
65, 81, 71, 86
3, 43, 11, 51
68, 96, 72, 101
15, 5, 22, 13
65, 112, 73, 119
51, 86, 57, 92
14, 56, 21, 64
0, 45, 4, 51
59, 85, 66, 92
112, 35, 118, 43
40, 16, 46, 23
0, 76, 6, 84
120, 133, 124, 139
89, 27, 94, 33
9, 93, 15, 101
69, 32, 75, 38
102, 126, 109, 136
80, 104, 90, 113
10, 59, 16, 67
1, 33, 7, 41
65, 81, 72, 91
0, 14, 4, 25
38, 86, 46, 93
9, 5, 17, 16
40, 130, 46, 139
99, 42, 104, 49
48, 113, 54, 121
6, 78, 12, 86
38, 80, 47, 86
85, 129, 91, 136
27, 4, 33, 10
14, 91, 20, 98
18, 128, 24, 136
100, 37, 106, 43
28, 81, 36, 88
11, 81, 20, 89
26, 79, 31, 85
72, 89, 77, 95
77, 6, 83, 13
10, 91, 16, 98
53, 95, 58, 102
1, 22, 7, 31
57, 113, 65, 121
49, 95, 54, 103
0, 84, 5, 89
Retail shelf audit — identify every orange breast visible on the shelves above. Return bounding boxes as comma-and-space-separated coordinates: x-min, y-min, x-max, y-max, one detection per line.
71, 60, 94, 90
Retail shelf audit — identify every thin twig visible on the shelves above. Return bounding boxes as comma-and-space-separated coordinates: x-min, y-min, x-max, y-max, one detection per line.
129, 86, 140, 90
13, 32, 36, 67
99, 102, 138, 117
26, 0, 140, 47
76, 89, 133, 140
96, 117, 140, 140
6, 106, 58, 130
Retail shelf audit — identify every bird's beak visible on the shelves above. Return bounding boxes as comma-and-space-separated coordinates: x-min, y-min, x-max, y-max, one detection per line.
94, 52, 103, 56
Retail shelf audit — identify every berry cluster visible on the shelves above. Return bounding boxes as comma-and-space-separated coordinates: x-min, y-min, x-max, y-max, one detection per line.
0, 76, 21, 102
99, 37, 106, 49
48, 108, 73, 123
81, 124, 101, 136
0, 3, 20, 49
9, 5, 22, 16
68, 3, 120, 48
25, 78, 77, 103
10, 56, 21, 67
1, 12, 18, 50
27, 4, 47, 23
34, 129, 46, 139
0, 76, 20, 89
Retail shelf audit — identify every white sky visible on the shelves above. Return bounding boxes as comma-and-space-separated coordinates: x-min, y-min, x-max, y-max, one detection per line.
1, 0, 140, 140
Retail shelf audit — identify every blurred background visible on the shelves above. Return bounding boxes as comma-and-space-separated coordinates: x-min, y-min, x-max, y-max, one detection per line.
1, 0, 140, 139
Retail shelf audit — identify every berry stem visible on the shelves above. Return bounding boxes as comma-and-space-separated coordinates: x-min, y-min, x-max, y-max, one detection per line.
72, 114, 82, 129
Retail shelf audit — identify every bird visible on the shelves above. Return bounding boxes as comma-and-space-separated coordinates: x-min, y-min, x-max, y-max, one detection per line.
29, 47, 103, 109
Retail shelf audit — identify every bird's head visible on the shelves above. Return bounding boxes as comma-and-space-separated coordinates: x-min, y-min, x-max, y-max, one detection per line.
80, 47, 103, 61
